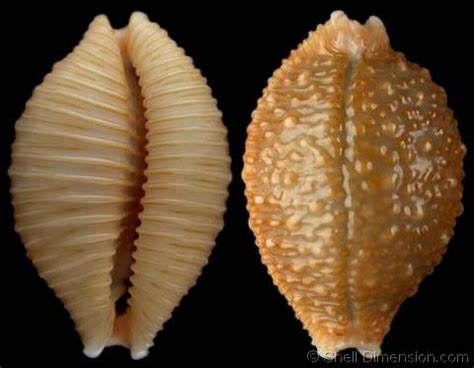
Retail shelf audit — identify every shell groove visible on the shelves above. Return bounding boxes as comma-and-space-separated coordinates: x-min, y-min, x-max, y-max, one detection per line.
242, 11, 465, 358
9, 12, 231, 359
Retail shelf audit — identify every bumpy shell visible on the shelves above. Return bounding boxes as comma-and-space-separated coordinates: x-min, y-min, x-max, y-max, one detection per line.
9, 12, 231, 359
243, 11, 465, 358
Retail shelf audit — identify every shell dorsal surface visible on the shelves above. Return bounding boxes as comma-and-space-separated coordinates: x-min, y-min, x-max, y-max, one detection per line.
9, 12, 231, 359
243, 11, 465, 358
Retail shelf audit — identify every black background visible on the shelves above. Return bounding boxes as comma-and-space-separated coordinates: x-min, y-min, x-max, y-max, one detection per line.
1, 1, 473, 367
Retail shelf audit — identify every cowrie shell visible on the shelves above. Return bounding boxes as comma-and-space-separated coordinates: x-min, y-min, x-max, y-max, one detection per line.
9, 12, 231, 359
242, 11, 465, 358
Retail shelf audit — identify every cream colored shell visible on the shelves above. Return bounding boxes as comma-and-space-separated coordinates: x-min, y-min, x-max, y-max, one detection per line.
243, 11, 465, 358
9, 12, 231, 359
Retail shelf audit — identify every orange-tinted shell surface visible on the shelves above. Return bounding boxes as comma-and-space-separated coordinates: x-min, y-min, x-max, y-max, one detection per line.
243, 11, 465, 358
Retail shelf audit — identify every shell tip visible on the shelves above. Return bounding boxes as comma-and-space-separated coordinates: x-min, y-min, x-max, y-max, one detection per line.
83, 345, 104, 359
131, 348, 149, 360
130, 11, 149, 23
357, 345, 382, 359
303, 10, 390, 60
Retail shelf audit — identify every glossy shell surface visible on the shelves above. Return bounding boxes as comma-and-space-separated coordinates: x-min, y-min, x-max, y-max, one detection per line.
10, 12, 231, 359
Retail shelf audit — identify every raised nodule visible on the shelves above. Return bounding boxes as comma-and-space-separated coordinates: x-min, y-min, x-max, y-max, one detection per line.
243, 11, 465, 358
9, 12, 231, 359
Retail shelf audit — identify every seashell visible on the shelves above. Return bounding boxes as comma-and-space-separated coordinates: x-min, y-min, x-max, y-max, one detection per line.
242, 11, 465, 358
9, 12, 231, 359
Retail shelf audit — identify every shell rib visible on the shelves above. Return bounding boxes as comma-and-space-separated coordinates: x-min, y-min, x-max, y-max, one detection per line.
9, 12, 230, 359
242, 11, 465, 358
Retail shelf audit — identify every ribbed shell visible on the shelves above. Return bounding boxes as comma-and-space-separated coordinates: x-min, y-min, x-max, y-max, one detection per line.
9, 12, 230, 359
242, 11, 465, 358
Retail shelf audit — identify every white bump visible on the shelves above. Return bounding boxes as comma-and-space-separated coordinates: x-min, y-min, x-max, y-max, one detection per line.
441, 233, 450, 244
290, 151, 303, 161
284, 116, 296, 128
404, 206, 412, 216
423, 141, 433, 152
390, 225, 399, 236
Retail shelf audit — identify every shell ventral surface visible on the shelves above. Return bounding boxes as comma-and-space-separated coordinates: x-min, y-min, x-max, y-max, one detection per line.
242, 11, 465, 358
9, 12, 231, 359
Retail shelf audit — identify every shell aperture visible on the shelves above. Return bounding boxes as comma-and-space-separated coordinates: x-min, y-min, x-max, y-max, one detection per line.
9, 12, 231, 359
